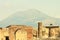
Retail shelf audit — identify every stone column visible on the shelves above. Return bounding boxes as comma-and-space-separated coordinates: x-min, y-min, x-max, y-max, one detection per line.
0, 28, 2, 40
38, 22, 43, 39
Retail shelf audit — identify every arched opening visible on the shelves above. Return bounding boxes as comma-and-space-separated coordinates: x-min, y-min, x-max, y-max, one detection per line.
15, 29, 27, 40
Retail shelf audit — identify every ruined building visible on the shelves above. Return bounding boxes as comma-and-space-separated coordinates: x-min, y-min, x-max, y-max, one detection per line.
0, 25, 33, 40
0, 22, 60, 40
37, 22, 60, 39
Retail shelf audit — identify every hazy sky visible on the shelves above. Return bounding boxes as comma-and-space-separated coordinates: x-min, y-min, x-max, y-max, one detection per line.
0, 0, 60, 21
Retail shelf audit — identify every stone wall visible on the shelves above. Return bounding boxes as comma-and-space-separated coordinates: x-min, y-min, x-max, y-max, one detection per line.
0, 22, 60, 40
0, 25, 33, 40
8, 25, 33, 40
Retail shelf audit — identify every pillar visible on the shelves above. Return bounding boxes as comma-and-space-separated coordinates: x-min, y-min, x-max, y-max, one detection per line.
38, 22, 43, 39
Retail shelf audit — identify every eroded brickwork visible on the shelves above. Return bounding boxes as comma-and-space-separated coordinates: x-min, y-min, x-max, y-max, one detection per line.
0, 25, 33, 40
0, 22, 60, 40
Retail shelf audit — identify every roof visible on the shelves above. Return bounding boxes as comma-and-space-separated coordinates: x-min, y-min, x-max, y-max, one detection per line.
45, 26, 59, 28
0, 27, 2, 29
6, 25, 33, 29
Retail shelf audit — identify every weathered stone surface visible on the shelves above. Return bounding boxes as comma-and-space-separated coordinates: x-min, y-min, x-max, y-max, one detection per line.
0, 25, 33, 40
0, 22, 60, 40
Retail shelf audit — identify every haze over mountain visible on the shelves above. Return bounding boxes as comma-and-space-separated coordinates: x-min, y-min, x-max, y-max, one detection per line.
0, 9, 60, 27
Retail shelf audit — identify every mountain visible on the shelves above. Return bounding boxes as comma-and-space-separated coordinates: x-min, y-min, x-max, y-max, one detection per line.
0, 9, 60, 27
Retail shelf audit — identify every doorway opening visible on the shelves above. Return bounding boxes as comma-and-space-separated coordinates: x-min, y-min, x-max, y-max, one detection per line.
5, 36, 9, 40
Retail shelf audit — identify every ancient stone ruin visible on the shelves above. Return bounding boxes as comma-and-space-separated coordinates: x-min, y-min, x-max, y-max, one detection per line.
0, 22, 60, 40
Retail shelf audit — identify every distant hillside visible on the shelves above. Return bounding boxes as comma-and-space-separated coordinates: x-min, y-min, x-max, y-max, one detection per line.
0, 9, 60, 27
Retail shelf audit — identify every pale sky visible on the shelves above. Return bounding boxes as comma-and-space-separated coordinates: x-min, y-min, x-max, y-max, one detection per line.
0, 0, 60, 21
